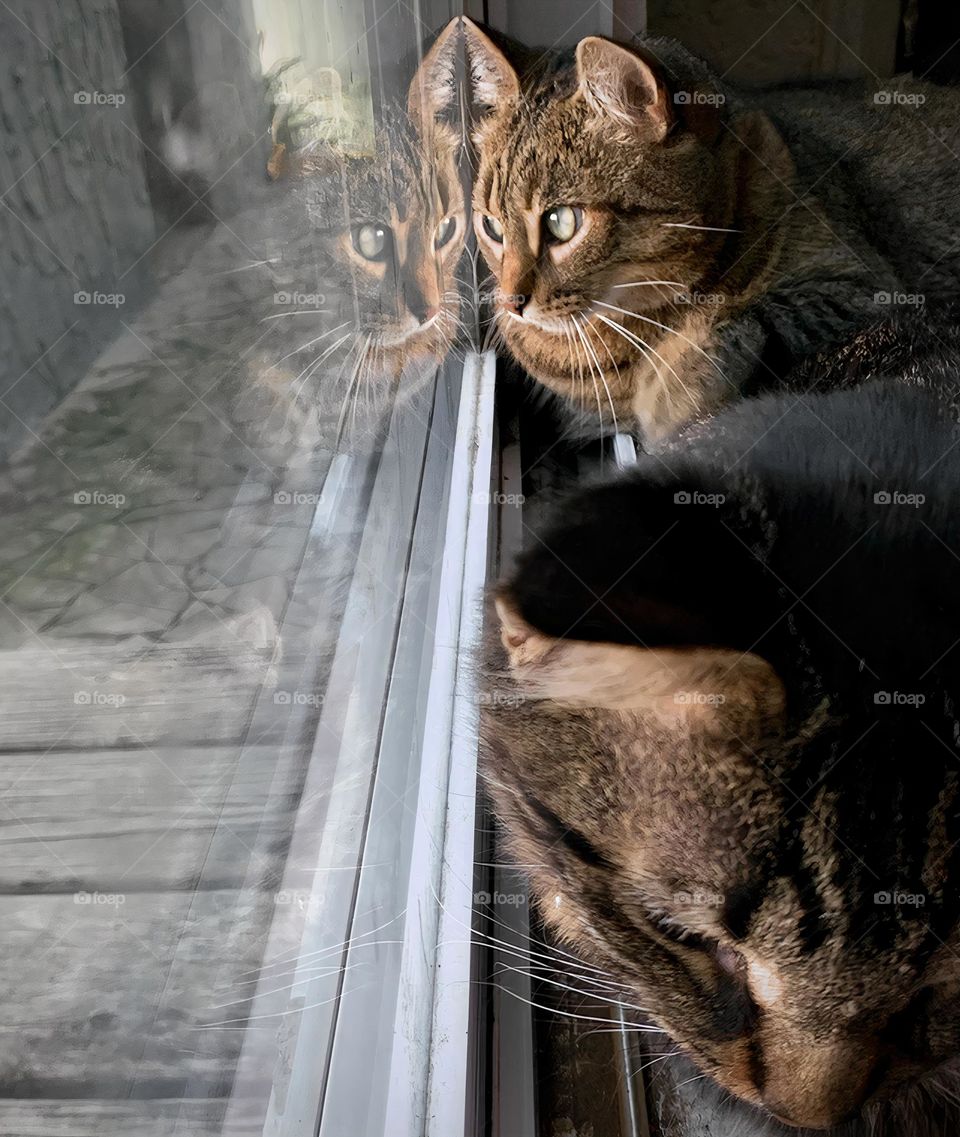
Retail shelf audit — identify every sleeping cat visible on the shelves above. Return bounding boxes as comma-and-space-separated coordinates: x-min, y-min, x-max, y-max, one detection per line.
458, 17, 960, 448
242, 21, 470, 448
481, 317, 960, 1134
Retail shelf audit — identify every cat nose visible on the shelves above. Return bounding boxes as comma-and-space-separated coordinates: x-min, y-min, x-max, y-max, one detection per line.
402, 279, 439, 324
500, 293, 529, 317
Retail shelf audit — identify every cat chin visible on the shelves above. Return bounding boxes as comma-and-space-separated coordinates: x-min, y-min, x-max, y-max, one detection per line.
666, 1056, 960, 1136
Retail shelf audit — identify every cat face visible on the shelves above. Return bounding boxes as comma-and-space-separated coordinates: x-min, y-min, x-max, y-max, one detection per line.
297, 117, 466, 379
268, 23, 469, 433
462, 22, 792, 440
484, 644, 960, 1130
480, 387, 960, 1131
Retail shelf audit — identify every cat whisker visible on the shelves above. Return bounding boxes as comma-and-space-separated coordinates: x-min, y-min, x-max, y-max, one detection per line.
198, 984, 360, 1028
487, 945, 633, 996
575, 313, 620, 436
465, 978, 659, 1032
259, 309, 332, 322
338, 333, 372, 447
205, 957, 380, 1009
221, 939, 406, 992
672, 1071, 711, 1090
231, 908, 405, 979
593, 312, 697, 409
662, 221, 742, 233
491, 959, 653, 1015
214, 258, 279, 275
613, 279, 686, 289
292, 333, 352, 401
467, 920, 616, 979
592, 300, 731, 388
270, 321, 351, 368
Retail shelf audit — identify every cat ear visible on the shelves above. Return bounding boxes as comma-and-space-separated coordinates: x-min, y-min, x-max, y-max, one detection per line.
575, 37, 670, 141
461, 17, 520, 110
408, 18, 464, 127
495, 594, 784, 724
504, 476, 771, 651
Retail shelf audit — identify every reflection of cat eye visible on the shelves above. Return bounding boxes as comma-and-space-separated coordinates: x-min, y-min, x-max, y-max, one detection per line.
481, 215, 504, 243
353, 222, 390, 261
543, 205, 583, 243
435, 216, 457, 250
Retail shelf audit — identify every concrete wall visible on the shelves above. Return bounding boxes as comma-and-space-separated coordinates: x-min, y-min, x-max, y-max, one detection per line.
647, 0, 902, 84
0, 0, 154, 458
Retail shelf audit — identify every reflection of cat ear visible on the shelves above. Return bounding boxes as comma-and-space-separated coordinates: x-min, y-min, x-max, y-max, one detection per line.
575, 37, 670, 142
460, 17, 520, 110
408, 17, 465, 127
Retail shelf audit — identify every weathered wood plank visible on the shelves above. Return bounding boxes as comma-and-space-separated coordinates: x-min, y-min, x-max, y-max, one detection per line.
0, 642, 276, 751
0, 744, 300, 891
0, 891, 281, 1130
0, 1099, 241, 1137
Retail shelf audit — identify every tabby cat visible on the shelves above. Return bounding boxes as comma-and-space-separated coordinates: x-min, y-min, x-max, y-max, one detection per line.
459, 18, 960, 447
247, 21, 470, 447
481, 315, 960, 1134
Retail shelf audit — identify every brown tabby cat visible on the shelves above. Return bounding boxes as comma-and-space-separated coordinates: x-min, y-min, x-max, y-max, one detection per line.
459, 18, 960, 447
481, 314, 960, 1133
247, 22, 470, 445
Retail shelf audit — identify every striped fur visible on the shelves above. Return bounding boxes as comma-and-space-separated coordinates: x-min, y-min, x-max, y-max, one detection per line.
481, 319, 960, 1130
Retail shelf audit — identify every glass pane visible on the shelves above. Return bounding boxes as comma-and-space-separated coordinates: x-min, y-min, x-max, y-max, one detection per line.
0, 2, 477, 1134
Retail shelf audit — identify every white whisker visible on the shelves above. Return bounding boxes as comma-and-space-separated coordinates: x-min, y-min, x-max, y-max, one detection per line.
663, 221, 741, 233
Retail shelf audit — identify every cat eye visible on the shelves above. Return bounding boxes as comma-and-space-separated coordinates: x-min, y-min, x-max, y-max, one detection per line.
435, 216, 457, 250
481, 214, 504, 244
353, 222, 390, 261
543, 205, 583, 243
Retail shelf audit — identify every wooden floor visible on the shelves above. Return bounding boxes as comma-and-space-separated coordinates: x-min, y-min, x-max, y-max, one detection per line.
0, 206, 369, 1135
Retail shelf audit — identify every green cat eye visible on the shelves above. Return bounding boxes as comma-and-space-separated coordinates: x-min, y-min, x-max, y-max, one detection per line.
353, 222, 389, 261
544, 205, 583, 243
482, 214, 504, 243
435, 215, 456, 250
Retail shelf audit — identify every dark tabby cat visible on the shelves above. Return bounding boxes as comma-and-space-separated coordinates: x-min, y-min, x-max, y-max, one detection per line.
248, 22, 470, 444
481, 319, 960, 1133
459, 18, 960, 447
